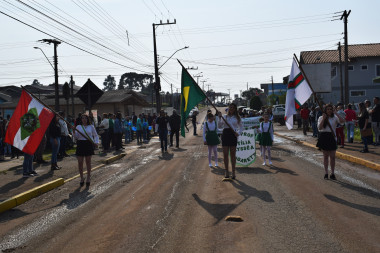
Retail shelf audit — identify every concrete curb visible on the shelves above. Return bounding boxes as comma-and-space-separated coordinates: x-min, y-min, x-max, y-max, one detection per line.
0, 178, 64, 213
274, 132, 380, 172
0, 152, 127, 214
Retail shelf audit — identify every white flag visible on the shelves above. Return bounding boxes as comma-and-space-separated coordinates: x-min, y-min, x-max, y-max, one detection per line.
285, 59, 313, 129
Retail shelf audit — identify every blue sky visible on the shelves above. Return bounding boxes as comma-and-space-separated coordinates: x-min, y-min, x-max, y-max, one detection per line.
0, 0, 379, 98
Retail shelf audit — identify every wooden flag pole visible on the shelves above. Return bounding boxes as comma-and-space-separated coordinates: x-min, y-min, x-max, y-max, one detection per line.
177, 59, 238, 136
21, 86, 95, 144
293, 54, 336, 138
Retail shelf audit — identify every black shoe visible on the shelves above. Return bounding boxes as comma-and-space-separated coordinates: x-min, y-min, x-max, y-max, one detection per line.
330, 174, 336, 180
360, 149, 369, 153
80, 180, 84, 187
30, 171, 38, 176
23, 173, 32, 178
324, 174, 328, 180
63, 153, 69, 157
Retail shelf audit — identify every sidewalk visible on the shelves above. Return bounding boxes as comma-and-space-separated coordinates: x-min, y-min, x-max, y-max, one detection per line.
274, 124, 380, 171
0, 143, 140, 202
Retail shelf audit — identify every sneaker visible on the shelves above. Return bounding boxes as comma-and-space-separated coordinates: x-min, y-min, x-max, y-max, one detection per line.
268, 161, 272, 165
23, 173, 32, 178
330, 174, 336, 180
30, 171, 38, 176
215, 163, 218, 167
262, 162, 266, 166
324, 174, 328, 180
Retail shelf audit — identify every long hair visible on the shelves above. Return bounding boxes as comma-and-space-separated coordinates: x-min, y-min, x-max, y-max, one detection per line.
227, 103, 241, 123
322, 104, 334, 129
358, 102, 366, 117
81, 114, 90, 126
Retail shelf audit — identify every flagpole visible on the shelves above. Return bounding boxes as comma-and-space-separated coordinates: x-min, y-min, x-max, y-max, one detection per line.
21, 86, 95, 144
293, 54, 336, 138
177, 59, 238, 136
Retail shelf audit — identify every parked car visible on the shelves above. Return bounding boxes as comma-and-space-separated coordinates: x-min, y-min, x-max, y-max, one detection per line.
272, 106, 285, 125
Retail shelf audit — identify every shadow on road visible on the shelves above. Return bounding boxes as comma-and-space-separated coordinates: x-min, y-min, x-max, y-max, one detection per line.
324, 194, 380, 216
172, 148, 187, 152
0, 209, 30, 223
331, 180, 380, 199
269, 165, 298, 176
236, 167, 272, 175
0, 177, 28, 196
33, 170, 54, 183
158, 152, 174, 160
231, 180, 274, 203
59, 187, 93, 210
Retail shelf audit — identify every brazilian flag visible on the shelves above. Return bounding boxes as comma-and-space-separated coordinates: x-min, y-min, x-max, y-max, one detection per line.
180, 66, 206, 137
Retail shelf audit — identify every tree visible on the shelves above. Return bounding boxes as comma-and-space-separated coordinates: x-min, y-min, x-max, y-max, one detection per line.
242, 88, 263, 101
118, 72, 153, 90
31, 79, 42, 86
250, 96, 263, 110
103, 75, 116, 91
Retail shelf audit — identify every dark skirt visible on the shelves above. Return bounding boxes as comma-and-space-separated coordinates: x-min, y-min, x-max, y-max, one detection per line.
316, 132, 337, 151
222, 128, 237, 147
76, 140, 94, 156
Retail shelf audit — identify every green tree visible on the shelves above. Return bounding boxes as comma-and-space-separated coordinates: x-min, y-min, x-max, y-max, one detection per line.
250, 96, 262, 110
103, 75, 116, 91
31, 79, 42, 86
242, 88, 263, 101
118, 72, 153, 90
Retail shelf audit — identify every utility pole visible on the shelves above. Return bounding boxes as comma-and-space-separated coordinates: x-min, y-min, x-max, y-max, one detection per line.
40, 39, 61, 111
170, 83, 173, 107
338, 42, 344, 103
153, 19, 176, 113
247, 82, 248, 91
227, 89, 231, 103
341, 10, 351, 105
70, 75, 75, 118
271, 76, 274, 96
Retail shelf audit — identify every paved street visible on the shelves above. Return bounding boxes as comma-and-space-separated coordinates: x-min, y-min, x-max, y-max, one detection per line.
1, 110, 380, 252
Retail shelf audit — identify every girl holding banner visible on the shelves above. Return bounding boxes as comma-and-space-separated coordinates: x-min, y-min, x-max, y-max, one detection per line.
218, 103, 243, 179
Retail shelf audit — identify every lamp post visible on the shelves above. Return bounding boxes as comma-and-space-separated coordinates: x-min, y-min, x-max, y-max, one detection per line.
34, 47, 54, 70
158, 46, 189, 70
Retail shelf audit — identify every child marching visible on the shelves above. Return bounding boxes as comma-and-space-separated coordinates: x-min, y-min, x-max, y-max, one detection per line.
203, 112, 220, 167
258, 113, 274, 166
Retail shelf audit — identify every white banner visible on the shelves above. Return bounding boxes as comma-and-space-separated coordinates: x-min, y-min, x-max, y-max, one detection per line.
236, 116, 261, 166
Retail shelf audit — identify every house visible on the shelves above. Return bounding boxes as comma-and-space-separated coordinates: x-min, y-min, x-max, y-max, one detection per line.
300, 43, 380, 104
0, 84, 151, 119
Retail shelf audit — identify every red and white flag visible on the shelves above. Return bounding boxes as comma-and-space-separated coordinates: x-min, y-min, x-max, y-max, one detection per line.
5, 90, 55, 155
284, 59, 313, 130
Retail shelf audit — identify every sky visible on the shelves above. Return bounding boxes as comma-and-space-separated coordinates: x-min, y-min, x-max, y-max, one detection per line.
1, 0, 379, 100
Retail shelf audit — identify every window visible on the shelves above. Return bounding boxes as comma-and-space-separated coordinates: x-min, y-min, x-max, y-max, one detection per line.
350, 90, 366, 97
376, 65, 380, 76
361, 65, 368, 70
348, 65, 354, 71
331, 66, 337, 78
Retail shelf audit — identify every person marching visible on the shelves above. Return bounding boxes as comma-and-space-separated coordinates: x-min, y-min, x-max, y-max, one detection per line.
74, 114, 99, 187
258, 113, 274, 165
218, 103, 243, 179
156, 109, 170, 153
316, 104, 345, 180
203, 112, 220, 167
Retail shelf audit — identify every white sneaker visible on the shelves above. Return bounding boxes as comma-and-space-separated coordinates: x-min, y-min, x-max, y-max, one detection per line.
215, 163, 218, 167
262, 162, 266, 166
269, 161, 272, 165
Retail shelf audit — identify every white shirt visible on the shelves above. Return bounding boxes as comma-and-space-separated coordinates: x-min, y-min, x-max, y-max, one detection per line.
99, 118, 109, 130
203, 120, 217, 142
259, 121, 274, 141
317, 115, 343, 133
218, 115, 243, 135
58, 119, 69, 136
74, 124, 99, 144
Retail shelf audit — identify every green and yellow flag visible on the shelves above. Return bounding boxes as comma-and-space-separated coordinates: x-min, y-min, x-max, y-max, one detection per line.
180, 66, 206, 137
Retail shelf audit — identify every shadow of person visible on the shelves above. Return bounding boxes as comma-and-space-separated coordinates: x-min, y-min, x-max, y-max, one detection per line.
172, 148, 187, 152
231, 179, 274, 203
0, 209, 30, 223
58, 187, 93, 210
330, 180, 380, 199
324, 194, 380, 216
210, 166, 225, 176
268, 165, 298, 176
33, 170, 54, 183
0, 177, 28, 196
236, 166, 272, 175
192, 193, 246, 225
158, 152, 174, 161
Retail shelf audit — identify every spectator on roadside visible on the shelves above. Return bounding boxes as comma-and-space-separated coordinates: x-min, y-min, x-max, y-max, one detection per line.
114, 112, 123, 151
58, 111, 69, 159
147, 113, 152, 140
300, 105, 310, 135
34, 133, 48, 164
48, 113, 61, 171
136, 114, 143, 145
369, 96, 380, 146
74, 114, 99, 187
192, 111, 198, 135
152, 113, 157, 136
169, 110, 181, 148
75, 113, 82, 127
142, 114, 148, 142
22, 152, 37, 178
266, 108, 274, 121
365, 100, 374, 144
156, 109, 170, 153
108, 113, 115, 148
4, 115, 12, 157
336, 104, 346, 148
131, 112, 137, 126
358, 102, 371, 153
309, 106, 318, 137
123, 115, 132, 144
99, 113, 109, 151
296, 109, 302, 129
344, 104, 357, 143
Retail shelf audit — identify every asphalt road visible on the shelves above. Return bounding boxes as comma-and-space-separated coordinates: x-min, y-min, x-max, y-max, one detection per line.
1, 110, 380, 253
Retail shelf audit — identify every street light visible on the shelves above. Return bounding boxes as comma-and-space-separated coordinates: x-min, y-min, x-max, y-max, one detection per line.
158, 46, 189, 70
34, 47, 54, 71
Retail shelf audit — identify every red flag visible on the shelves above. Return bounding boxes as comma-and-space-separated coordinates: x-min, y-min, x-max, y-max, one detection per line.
5, 90, 54, 155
